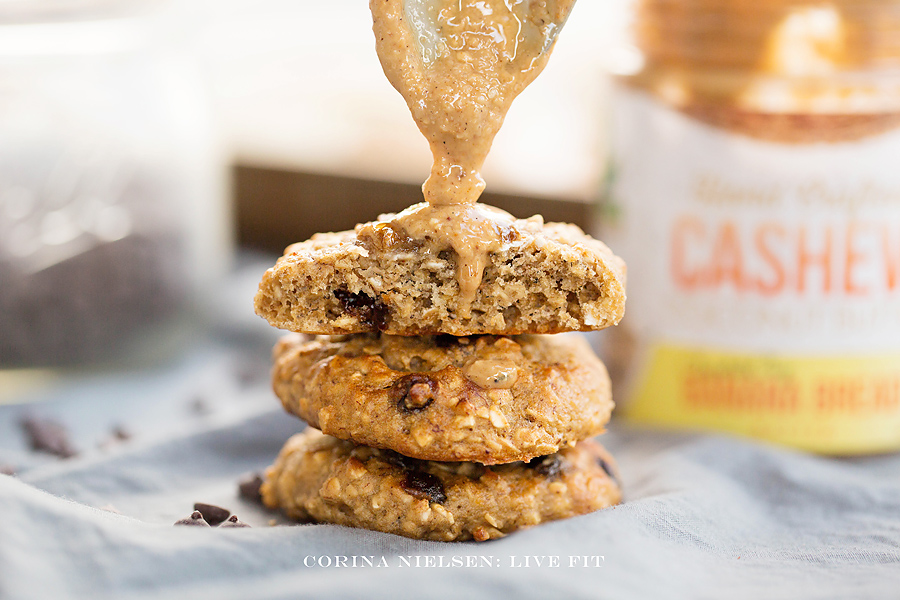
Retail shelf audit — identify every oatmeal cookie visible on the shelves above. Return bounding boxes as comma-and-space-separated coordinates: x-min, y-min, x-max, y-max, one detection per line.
254, 203, 626, 336
261, 429, 621, 542
272, 332, 613, 464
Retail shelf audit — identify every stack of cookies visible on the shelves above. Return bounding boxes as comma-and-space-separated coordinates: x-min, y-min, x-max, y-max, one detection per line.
253, 206, 628, 541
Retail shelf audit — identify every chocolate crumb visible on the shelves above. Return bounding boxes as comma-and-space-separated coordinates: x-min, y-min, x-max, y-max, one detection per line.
219, 515, 251, 528
98, 425, 133, 450
174, 510, 210, 527
193, 503, 231, 526
189, 396, 211, 416
393, 374, 437, 413
238, 473, 264, 504
401, 470, 447, 504
526, 455, 562, 479
112, 426, 132, 441
20, 416, 78, 459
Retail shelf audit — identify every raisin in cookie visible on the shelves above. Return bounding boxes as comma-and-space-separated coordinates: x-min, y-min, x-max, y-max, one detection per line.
261, 429, 621, 542
272, 332, 613, 464
254, 203, 626, 336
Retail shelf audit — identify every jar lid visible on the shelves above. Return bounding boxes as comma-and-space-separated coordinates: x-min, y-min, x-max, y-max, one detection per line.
630, 0, 900, 116
636, 0, 900, 74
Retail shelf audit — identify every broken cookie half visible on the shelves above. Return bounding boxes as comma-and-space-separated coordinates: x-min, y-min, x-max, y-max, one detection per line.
254, 203, 627, 336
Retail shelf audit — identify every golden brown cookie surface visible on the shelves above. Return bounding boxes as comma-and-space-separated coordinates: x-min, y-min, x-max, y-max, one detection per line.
261, 429, 621, 542
272, 332, 613, 464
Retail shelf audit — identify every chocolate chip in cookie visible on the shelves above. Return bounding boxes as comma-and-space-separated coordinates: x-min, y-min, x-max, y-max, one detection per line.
596, 456, 618, 485
401, 470, 447, 504
334, 289, 388, 331
526, 455, 563, 479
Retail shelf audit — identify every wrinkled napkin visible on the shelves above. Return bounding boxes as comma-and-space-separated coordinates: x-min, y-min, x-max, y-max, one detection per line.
2, 261, 899, 600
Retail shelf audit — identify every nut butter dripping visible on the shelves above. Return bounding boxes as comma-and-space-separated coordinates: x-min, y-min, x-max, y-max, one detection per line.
369, 0, 575, 316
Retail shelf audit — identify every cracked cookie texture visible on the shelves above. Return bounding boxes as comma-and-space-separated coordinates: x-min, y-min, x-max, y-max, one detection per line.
254, 205, 626, 336
271, 332, 613, 464
261, 428, 621, 542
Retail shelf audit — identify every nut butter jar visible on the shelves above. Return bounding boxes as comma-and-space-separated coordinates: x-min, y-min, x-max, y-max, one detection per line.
602, 0, 900, 453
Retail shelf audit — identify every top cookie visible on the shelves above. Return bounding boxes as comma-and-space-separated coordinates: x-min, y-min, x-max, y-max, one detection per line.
254, 203, 626, 336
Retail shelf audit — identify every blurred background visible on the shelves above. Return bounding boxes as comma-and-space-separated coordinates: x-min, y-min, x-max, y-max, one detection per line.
4, 0, 900, 453
0, 0, 631, 369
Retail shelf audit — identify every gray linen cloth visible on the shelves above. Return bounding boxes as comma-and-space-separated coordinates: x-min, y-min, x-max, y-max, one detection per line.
2, 261, 899, 600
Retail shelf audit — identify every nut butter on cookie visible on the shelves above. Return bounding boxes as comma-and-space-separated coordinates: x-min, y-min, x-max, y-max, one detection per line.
254, 207, 626, 336
603, 0, 900, 454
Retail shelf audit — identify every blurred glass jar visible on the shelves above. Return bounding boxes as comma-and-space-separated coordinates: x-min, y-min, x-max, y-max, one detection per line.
0, 0, 229, 366
603, 0, 900, 453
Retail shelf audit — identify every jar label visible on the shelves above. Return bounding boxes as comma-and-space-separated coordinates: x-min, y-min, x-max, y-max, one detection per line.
605, 86, 900, 453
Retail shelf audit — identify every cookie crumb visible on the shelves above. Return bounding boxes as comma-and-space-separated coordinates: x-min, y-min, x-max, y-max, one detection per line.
174, 511, 210, 527
0, 464, 16, 476
473, 526, 490, 542
193, 503, 231, 526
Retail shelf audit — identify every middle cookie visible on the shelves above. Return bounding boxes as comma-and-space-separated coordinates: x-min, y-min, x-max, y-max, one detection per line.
272, 332, 613, 464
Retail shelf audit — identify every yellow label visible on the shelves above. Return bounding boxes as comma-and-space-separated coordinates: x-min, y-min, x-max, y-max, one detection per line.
623, 344, 900, 454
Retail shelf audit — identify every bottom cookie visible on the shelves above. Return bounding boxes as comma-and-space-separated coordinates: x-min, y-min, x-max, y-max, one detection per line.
261, 429, 622, 542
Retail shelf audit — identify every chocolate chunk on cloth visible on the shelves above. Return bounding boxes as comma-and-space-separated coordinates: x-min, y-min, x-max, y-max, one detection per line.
174, 511, 210, 527
193, 503, 231, 527
20, 416, 78, 459
219, 515, 251, 528
238, 473, 264, 504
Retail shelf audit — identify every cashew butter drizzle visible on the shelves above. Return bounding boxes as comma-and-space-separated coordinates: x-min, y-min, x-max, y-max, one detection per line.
369, 0, 576, 316
463, 359, 520, 389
